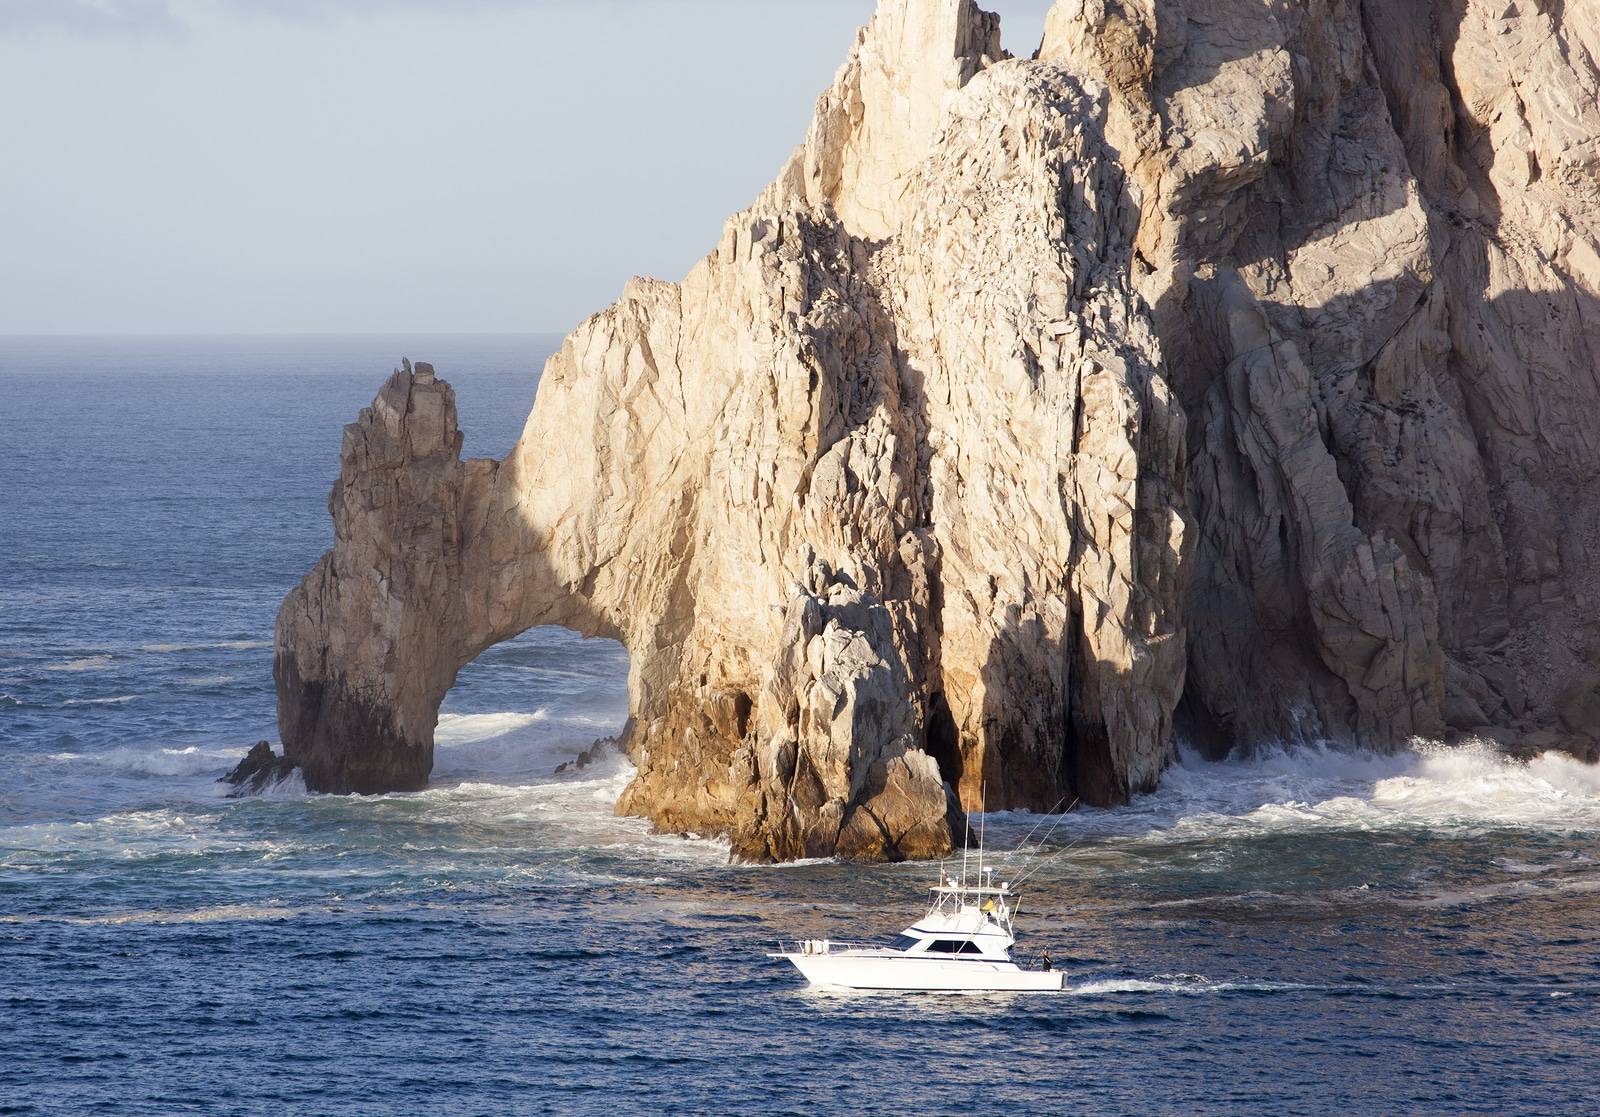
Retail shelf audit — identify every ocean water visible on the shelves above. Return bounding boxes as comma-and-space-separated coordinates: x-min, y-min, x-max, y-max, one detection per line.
2, 336, 1598, 1116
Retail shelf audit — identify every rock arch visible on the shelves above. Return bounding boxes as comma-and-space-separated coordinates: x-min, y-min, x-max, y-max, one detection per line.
275, 0, 1193, 861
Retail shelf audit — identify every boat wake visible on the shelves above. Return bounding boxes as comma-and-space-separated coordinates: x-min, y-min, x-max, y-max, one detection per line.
1064, 973, 1336, 997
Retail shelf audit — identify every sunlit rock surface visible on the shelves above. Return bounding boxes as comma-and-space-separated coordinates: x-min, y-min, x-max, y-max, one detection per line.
276, 0, 1600, 860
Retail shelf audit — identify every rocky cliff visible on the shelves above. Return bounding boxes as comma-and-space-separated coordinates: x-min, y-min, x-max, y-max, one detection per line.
1041, 0, 1600, 758
276, 0, 1600, 860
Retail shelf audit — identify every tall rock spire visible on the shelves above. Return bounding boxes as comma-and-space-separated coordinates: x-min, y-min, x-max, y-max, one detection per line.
790, 0, 1004, 240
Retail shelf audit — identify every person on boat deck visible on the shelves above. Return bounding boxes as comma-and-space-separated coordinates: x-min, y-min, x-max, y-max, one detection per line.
1041, 948, 1053, 972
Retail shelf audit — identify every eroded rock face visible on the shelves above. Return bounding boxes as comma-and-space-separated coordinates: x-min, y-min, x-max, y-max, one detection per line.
277, 0, 1600, 860
1039, 0, 1600, 759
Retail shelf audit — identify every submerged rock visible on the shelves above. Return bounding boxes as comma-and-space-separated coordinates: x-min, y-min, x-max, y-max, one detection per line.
554, 733, 625, 776
220, 742, 298, 797
275, 0, 1600, 860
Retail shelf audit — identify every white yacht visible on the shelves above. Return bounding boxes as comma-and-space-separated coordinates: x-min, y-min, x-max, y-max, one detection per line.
769, 865, 1065, 993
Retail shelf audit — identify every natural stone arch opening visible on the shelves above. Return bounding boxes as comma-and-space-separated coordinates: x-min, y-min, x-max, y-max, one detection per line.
432, 625, 630, 784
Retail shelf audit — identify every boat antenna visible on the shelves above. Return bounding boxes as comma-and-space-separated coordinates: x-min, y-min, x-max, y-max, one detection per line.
1009, 797, 1083, 890
1009, 834, 1086, 890
959, 791, 971, 887
1013, 794, 1071, 856
977, 780, 987, 888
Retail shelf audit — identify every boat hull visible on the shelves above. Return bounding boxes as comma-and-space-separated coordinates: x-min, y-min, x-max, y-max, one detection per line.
774, 952, 1065, 992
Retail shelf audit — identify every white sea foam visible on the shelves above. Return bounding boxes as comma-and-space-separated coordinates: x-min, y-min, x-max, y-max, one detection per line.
181, 674, 239, 686
1068, 975, 1320, 996
1404, 873, 1600, 909
433, 708, 624, 747
991, 741, 1600, 847
46, 744, 241, 778
140, 640, 271, 653
61, 694, 139, 706
46, 655, 115, 673
0, 903, 301, 926
1491, 850, 1594, 875
430, 707, 629, 790
434, 709, 549, 746
561, 713, 625, 729
0, 807, 279, 864
396, 762, 726, 867
6, 704, 698, 874
253, 768, 308, 800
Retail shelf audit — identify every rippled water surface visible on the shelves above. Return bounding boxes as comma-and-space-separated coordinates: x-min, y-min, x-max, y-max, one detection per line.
3, 337, 1598, 1116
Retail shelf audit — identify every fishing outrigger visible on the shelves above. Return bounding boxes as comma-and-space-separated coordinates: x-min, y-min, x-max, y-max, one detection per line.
768, 796, 1071, 993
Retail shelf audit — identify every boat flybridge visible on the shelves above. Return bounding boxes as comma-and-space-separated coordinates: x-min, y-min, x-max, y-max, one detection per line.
769, 861, 1065, 993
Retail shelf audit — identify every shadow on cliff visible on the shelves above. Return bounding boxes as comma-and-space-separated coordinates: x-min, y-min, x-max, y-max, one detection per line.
1133, 0, 1434, 756
1414, 0, 1600, 747
1165, 0, 1600, 757
972, 613, 1144, 810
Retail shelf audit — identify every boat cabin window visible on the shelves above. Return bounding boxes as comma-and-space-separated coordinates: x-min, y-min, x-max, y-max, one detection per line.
891, 935, 922, 951
924, 939, 984, 955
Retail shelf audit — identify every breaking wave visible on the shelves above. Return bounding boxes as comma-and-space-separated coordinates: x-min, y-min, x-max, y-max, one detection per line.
430, 707, 627, 786
46, 655, 116, 672
987, 741, 1600, 851
434, 709, 550, 746
139, 640, 272, 653
252, 768, 308, 799
1152, 741, 1600, 835
395, 765, 727, 869
46, 744, 244, 778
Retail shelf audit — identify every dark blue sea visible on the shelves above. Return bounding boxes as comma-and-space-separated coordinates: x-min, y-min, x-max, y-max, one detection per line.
2, 335, 1597, 1116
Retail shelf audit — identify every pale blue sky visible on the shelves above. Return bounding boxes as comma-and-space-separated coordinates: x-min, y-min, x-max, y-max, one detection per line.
0, 1, 1054, 334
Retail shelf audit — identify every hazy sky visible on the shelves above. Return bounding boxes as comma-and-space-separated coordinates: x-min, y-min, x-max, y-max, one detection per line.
0, 0, 1055, 335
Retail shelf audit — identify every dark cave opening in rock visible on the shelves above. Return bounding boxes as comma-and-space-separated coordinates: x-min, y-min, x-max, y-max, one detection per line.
924, 690, 964, 790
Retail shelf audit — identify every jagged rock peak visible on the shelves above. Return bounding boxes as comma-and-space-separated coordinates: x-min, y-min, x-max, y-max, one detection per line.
782, 0, 1005, 241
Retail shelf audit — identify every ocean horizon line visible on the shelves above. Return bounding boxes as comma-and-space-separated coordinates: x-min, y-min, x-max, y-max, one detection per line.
0, 330, 565, 340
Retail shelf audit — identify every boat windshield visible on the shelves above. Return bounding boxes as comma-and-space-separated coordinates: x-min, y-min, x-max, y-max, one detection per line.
924, 939, 985, 955
890, 934, 922, 951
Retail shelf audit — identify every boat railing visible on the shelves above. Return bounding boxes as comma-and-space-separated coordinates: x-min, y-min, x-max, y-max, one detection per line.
776, 938, 886, 956
1006, 947, 1058, 973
